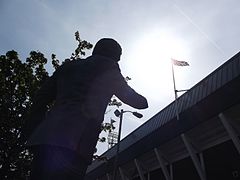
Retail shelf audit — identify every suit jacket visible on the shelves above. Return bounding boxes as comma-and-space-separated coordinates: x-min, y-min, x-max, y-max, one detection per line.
26, 55, 148, 163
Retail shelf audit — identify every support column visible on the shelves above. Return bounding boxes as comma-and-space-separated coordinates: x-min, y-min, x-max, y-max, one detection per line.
199, 152, 206, 175
119, 167, 129, 180
170, 164, 173, 180
181, 134, 206, 180
134, 159, 146, 180
154, 148, 171, 180
219, 113, 240, 154
147, 172, 150, 180
106, 173, 111, 180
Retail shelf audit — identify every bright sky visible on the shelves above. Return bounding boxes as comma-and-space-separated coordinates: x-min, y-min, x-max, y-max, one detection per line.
1, 0, 240, 155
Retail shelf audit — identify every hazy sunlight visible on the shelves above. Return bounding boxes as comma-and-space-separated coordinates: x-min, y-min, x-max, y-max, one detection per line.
126, 29, 190, 101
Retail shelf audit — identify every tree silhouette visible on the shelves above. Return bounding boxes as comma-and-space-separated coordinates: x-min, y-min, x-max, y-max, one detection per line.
0, 50, 49, 179
0, 32, 118, 179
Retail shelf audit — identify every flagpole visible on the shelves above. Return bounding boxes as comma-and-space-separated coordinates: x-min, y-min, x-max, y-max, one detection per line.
171, 61, 180, 120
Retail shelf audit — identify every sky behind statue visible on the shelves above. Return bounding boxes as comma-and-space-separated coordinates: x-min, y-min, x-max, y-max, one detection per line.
1, 0, 240, 154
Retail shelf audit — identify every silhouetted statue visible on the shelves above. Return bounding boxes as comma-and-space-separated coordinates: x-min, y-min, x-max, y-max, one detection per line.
26, 38, 148, 179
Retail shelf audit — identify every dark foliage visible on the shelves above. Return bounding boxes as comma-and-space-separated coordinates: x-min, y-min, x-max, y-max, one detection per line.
0, 50, 49, 179
0, 32, 94, 179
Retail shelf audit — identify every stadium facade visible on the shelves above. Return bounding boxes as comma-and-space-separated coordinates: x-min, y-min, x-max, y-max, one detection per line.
85, 52, 240, 180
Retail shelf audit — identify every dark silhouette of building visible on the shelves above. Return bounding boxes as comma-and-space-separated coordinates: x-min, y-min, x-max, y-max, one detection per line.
85, 51, 240, 180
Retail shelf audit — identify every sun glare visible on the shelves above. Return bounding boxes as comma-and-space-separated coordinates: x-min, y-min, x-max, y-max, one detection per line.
126, 30, 189, 101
